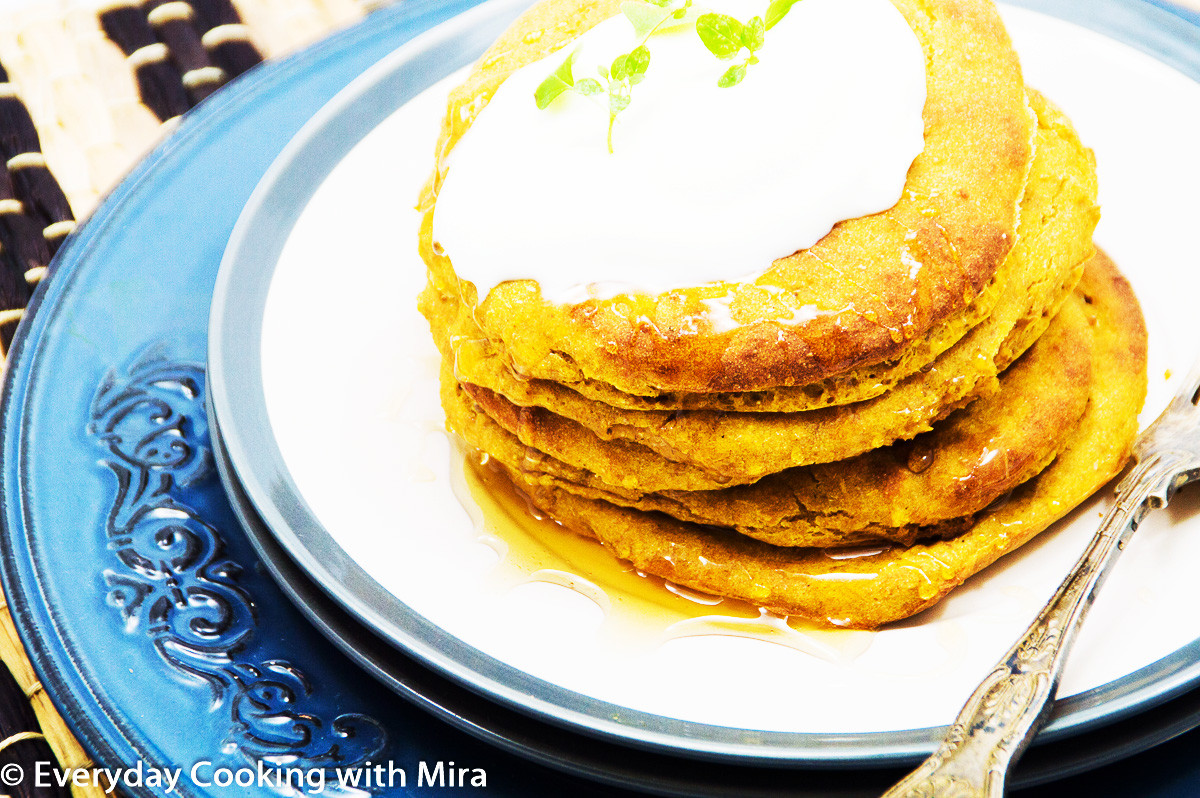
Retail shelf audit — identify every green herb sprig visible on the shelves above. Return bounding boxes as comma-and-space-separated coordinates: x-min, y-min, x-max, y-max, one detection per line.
535, 0, 692, 152
535, 0, 804, 150
696, 0, 801, 86
695, 13, 762, 86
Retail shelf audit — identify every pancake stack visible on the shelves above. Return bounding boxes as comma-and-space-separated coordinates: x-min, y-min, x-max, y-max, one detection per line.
417, 0, 1148, 628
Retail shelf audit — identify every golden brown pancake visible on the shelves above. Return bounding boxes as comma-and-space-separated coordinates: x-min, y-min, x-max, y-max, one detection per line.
459, 285, 1092, 549
440, 263, 1012, 414
502, 254, 1147, 628
419, 0, 1035, 396
441, 93, 1097, 487
432, 91, 1085, 415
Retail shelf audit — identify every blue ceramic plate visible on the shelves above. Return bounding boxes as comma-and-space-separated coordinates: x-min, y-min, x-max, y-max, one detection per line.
208, 0, 1200, 767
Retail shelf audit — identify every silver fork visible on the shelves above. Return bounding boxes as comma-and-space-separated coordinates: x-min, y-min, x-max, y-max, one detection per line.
882, 359, 1200, 798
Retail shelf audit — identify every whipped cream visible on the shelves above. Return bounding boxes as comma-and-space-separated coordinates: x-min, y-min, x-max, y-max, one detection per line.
432, 0, 927, 302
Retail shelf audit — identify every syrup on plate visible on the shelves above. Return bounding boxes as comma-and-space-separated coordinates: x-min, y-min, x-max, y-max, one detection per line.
453, 447, 874, 665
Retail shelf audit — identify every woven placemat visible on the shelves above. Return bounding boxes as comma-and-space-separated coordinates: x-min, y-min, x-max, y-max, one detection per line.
0, 0, 1199, 795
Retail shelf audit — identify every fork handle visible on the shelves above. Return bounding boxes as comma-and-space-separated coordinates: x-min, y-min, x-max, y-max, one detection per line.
881, 450, 1194, 798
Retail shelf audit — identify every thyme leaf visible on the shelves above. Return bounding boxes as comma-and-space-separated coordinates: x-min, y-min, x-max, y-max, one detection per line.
534, 49, 578, 109
765, 0, 802, 30
535, 0, 804, 148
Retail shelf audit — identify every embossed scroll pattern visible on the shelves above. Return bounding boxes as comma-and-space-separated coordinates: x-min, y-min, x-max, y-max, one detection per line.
88, 346, 387, 773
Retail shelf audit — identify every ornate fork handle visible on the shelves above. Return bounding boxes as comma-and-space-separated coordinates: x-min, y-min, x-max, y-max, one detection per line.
882, 448, 1199, 798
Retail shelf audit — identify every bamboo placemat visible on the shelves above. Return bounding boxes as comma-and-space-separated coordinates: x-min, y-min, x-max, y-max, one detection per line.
0, 0, 1199, 795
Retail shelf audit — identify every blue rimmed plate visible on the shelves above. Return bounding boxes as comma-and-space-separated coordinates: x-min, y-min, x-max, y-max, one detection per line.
207, 0, 1200, 767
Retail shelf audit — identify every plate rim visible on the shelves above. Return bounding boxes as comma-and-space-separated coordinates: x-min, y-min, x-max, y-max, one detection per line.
206, 0, 1200, 767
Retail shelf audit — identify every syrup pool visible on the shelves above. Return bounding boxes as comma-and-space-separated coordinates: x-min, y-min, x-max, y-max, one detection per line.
450, 444, 876, 664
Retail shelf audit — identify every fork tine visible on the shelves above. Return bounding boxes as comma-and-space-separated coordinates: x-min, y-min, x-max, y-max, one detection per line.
1170, 354, 1200, 410
1131, 353, 1200, 464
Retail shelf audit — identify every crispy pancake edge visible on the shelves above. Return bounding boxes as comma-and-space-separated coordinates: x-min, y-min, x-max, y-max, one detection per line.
419, 0, 1034, 394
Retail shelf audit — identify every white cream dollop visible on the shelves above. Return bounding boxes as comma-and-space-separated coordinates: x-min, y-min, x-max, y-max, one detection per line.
432, 0, 927, 302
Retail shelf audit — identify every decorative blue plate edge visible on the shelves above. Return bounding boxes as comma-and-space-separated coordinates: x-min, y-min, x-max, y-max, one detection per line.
0, 0, 478, 787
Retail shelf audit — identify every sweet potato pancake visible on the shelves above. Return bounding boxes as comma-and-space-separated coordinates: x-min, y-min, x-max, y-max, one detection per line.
419, 0, 1034, 397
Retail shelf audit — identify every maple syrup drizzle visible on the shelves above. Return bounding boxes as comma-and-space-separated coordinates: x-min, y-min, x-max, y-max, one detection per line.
450, 444, 875, 663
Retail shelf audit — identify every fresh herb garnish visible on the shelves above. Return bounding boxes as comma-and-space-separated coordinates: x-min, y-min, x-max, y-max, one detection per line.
764, 0, 803, 30
598, 44, 652, 152
534, 0, 804, 149
695, 12, 764, 87
535, 0, 691, 152
697, 0, 801, 86
534, 48, 584, 109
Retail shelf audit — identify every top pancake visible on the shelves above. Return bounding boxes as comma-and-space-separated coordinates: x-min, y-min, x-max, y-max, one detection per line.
434, 91, 1097, 487
419, 0, 1034, 396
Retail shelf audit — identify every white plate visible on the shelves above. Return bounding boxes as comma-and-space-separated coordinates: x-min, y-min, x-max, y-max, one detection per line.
209, 0, 1200, 764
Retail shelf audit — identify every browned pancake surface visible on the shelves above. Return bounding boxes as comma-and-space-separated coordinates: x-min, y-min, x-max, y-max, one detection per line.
502, 254, 1148, 628
420, 0, 1034, 396
475, 290, 1092, 548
